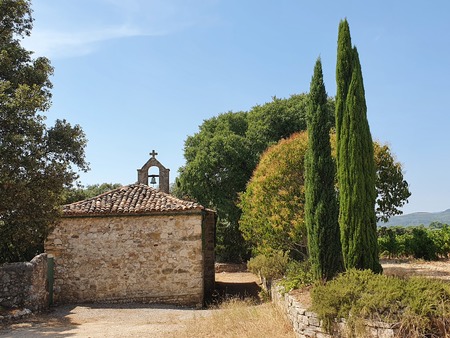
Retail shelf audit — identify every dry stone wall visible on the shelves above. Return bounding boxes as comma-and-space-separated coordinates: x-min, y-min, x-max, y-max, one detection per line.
272, 285, 397, 338
46, 213, 208, 307
0, 253, 49, 312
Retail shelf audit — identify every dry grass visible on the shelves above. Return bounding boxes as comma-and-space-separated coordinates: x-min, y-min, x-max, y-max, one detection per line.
381, 258, 450, 281
175, 298, 295, 338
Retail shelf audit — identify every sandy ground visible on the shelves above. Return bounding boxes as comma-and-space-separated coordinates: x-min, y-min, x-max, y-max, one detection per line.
0, 272, 261, 338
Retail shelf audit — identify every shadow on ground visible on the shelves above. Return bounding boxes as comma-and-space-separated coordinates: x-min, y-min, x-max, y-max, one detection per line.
0, 305, 79, 337
214, 280, 261, 300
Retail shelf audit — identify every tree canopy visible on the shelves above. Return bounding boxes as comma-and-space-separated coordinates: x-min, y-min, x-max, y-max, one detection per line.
175, 94, 329, 261
0, 0, 88, 263
239, 131, 410, 257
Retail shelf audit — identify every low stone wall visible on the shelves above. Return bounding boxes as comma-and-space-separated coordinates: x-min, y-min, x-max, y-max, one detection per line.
0, 253, 49, 312
271, 284, 397, 338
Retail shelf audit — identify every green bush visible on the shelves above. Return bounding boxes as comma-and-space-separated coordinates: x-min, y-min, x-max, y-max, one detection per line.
311, 269, 450, 337
278, 260, 314, 293
247, 251, 289, 281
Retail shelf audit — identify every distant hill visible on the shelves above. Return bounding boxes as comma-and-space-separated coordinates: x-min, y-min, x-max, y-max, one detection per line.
378, 209, 450, 227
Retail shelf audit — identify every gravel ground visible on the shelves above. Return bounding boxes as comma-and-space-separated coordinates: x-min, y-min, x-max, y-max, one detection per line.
0, 271, 261, 338
0, 303, 214, 338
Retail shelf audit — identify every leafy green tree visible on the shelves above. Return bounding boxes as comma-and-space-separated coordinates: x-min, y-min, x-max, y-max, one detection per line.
0, 0, 88, 263
176, 111, 253, 262
304, 58, 343, 280
374, 143, 411, 222
336, 19, 381, 273
176, 95, 318, 262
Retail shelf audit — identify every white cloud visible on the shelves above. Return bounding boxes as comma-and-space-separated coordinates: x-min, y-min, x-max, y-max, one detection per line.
22, 24, 159, 59
21, 0, 219, 59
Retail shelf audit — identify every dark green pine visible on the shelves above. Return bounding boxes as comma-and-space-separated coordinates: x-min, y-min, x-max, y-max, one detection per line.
337, 47, 382, 273
305, 58, 344, 281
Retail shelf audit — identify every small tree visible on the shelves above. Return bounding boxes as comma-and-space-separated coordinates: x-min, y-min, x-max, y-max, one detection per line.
239, 132, 309, 259
305, 58, 343, 280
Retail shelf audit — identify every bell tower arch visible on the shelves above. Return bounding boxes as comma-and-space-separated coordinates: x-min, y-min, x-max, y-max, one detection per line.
137, 150, 170, 193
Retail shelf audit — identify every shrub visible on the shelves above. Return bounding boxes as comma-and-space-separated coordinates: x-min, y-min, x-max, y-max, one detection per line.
278, 260, 314, 293
247, 251, 289, 281
311, 269, 450, 337
408, 227, 438, 260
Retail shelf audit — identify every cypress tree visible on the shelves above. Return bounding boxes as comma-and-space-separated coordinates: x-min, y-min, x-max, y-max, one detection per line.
335, 19, 353, 153
305, 58, 343, 280
336, 22, 382, 273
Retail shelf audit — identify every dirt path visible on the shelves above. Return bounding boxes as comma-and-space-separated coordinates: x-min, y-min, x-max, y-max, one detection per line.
0, 272, 261, 338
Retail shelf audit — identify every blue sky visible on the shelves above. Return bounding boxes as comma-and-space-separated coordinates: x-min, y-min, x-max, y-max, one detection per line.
23, 0, 450, 214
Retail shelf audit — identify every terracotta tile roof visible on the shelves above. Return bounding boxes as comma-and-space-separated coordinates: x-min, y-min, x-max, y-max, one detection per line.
63, 184, 204, 216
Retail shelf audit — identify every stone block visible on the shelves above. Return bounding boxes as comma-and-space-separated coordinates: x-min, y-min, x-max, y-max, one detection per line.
377, 328, 395, 338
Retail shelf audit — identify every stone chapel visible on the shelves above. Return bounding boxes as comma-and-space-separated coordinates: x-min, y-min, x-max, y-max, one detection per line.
45, 152, 216, 307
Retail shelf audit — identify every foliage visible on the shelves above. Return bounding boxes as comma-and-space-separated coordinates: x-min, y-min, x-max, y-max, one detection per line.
408, 227, 438, 260
378, 225, 450, 260
215, 219, 249, 263
176, 111, 252, 262
304, 58, 343, 281
374, 143, 411, 222
334, 135, 411, 223
239, 131, 409, 259
335, 19, 381, 273
63, 183, 122, 204
245, 94, 333, 155
239, 132, 309, 259
0, 0, 88, 263
429, 223, 450, 258
311, 269, 450, 337
176, 94, 319, 262
278, 259, 314, 293
247, 251, 289, 281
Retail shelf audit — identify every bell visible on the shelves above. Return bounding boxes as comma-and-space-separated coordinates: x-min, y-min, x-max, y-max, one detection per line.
150, 175, 157, 185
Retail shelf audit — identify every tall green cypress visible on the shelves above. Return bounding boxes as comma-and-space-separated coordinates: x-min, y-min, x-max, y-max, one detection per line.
336, 22, 382, 273
305, 58, 343, 281
335, 19, 353, 152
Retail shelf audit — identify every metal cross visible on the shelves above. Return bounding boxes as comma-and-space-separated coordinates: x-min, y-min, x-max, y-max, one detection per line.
150, 150, 158, 158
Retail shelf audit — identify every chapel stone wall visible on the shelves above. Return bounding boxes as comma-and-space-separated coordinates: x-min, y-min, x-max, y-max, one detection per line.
202, 210, 216, 303
45, 213, 205, 306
